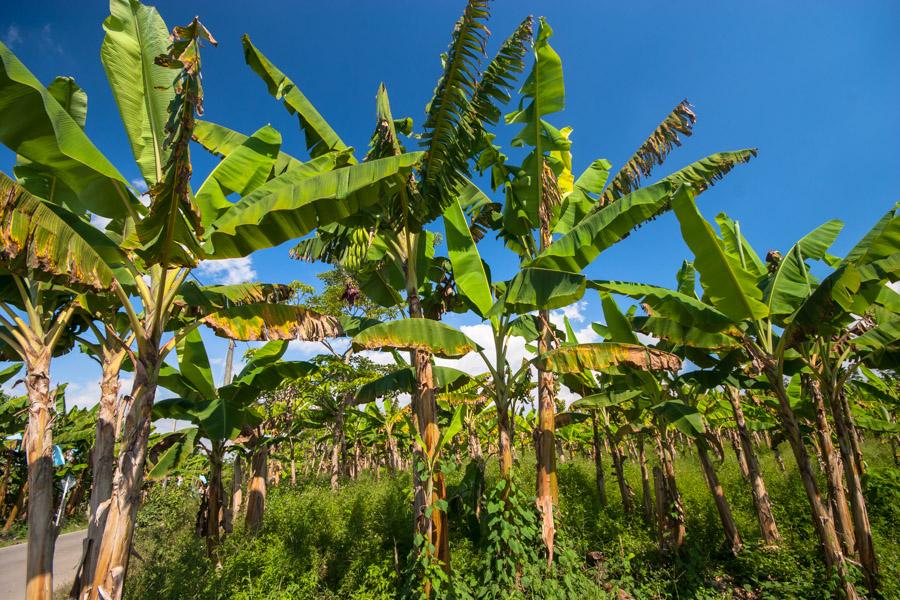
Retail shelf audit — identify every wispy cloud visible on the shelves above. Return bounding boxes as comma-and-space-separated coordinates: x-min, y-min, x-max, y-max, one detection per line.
3, 24, 22, 48
196, 257, 256, 286
39, 24, 62, 54
131, 178, 148, 193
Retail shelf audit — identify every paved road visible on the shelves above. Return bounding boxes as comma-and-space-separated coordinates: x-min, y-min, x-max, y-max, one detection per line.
0, 529, 85, 600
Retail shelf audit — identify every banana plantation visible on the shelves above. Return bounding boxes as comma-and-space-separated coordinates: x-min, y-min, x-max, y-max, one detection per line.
0, 1, 897, 599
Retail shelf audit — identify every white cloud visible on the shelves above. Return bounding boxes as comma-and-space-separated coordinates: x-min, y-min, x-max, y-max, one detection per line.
3, 25, 21, 47
357, 349, 396, 365
196, 257, 256, 285
131, 178, 148, 193
890, 281, 899, 294
64, 375, 134, 411
550, 301, 587, 329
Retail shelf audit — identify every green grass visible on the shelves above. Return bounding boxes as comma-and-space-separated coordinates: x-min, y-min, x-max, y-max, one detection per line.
123, 441, 899, 599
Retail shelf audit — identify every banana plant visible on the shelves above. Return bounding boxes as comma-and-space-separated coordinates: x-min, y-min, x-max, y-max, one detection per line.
0, 0, 426, 595
152, 332, 315, 556
591, 193, 898, 598
243, 4, 534, 577
438, 12, 757, 559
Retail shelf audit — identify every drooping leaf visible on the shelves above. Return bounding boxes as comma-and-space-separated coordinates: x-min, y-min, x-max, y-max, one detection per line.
591, 280, 738, 334
853, 318, 900, 352
203, 152, 421, 259
352, 319, 478, 359
497, 267, 586, 314
536, 342, 682, 374
242, 35, 353, 160
0, 41, 135, 218
173, 281, 294, 312
0, 172, 132, 292
201, 304, 342, 342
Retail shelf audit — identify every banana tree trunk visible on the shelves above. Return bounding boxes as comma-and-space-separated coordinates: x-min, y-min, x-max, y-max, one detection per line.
767, 372, 858, 599
224, 456, 242, 534
697, 439, 742, 555
0, 448, 11, 518
637, 433, 653, 524
840, 391, 865, 478
204, 442, 225, 557
655, 429, 685, 552
652, 465, 668, 553
330, 418, 343, 490
606, 425, 634, 515
25, 349, 54, 600
498, 405, 514, 482
535, 309, 558, 563
88, 351, 159, 600
729, 429, 750, 481
407, 285, 450, 578
245, 443, 267, 534
73, 352, 122, 598
725, 388, 779, 545
590, 412, 606, 507
412, 345, 451, 572
386, 434, 399, 475
809, 380, 856, 556
828, 387, 877, 595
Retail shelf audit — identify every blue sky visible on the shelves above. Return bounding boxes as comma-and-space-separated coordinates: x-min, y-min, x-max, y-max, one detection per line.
2, 1, 899, 410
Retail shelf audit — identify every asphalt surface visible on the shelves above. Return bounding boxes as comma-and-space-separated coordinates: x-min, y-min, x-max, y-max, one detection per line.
0, 529, 85, 600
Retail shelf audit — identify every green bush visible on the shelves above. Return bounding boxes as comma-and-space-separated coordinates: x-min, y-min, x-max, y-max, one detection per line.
124, 442, 897, 599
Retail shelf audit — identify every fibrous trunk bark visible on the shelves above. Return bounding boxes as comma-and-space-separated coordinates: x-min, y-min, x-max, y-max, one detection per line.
25, 350, 54, 600
767, 370, 858, 599
412, 345, 450, 573
828, 386, 877, 595
655, 429, 685, 552
591, 412, 606, 507
697, 440, 742, 555
245, 443, 267, 534
498, 405, 514, 483
73, 351, 122, 599
535, 309, 557, 563
224, 456, 242, 534
607, 426, 634, 515
637, 434, 654, 524
205, 443, 225, 557
726, 388, 779, 545
808, 380, 856, 557
88, 351, 159, 600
